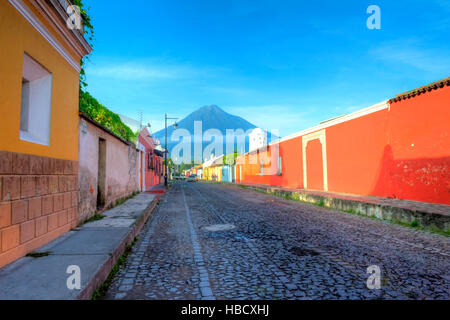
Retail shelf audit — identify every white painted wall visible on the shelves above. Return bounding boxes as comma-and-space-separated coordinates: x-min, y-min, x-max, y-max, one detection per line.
249, 128, 267, 152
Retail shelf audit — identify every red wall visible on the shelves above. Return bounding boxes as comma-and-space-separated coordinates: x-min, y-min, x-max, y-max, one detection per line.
237, 85, 450, 205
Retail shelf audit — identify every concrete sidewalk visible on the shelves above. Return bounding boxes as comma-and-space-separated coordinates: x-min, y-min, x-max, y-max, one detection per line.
145, 183, 166, 194
213, 182, 450, 231
0, 193, 159, 300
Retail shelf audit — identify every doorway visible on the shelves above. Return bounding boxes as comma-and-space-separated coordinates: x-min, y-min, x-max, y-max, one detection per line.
302, 129, 328, 191
306, 139, 324, 191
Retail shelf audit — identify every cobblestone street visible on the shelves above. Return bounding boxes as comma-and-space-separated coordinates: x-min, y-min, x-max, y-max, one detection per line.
105, 182, 450, 300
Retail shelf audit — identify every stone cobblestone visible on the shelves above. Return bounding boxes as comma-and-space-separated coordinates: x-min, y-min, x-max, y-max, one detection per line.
104, 182, 450, 300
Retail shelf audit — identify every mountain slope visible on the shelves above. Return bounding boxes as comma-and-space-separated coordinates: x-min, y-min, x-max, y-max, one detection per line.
154, 105, 256, 137
152, 105, 268, 161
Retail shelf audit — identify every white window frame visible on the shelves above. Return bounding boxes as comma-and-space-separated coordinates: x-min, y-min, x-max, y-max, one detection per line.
20, 53, 52, 146
276, 156, 282, 176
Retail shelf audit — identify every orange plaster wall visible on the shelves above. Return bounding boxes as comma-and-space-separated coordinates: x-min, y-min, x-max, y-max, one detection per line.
372, 86, 450, 204
239, 85, 450, 205
326, 109, 388, 196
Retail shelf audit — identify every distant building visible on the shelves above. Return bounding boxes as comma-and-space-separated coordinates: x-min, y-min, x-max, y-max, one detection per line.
203, 154, 224, 181
138, 128, 164, 191
249, 128, 267, 152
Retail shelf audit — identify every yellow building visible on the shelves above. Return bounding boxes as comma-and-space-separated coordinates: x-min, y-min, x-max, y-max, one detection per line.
0, 0, 91, 268
202, 155, 224, 181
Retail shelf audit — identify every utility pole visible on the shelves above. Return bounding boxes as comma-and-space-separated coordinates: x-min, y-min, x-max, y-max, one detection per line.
164, 113, 178, 187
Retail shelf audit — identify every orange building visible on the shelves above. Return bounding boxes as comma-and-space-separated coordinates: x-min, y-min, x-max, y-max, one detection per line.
0, 0, 91, 268
236, 78, 450, 205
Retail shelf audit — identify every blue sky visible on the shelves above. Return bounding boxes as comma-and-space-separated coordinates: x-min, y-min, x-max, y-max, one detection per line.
82, 0, 450, 137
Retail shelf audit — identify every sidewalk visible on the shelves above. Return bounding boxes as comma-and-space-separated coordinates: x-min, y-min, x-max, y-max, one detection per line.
0, 193, 159, 300
145, 183, 166, 194
223, 182, 450, 231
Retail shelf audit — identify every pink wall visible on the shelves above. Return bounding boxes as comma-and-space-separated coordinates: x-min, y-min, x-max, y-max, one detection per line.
78, 116, 139, 222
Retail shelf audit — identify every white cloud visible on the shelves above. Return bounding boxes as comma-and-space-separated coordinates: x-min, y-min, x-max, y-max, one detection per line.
370, 41, 450, 74
89, 65, 176, 80
87, 61, 227, 81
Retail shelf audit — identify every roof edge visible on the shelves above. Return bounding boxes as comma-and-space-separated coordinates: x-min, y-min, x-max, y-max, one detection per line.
389, 77, 450, 103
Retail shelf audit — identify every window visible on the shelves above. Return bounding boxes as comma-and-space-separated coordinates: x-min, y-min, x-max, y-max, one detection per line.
276, 156, 282, 176
20, 53, 52, 146
259, 158, 264, 176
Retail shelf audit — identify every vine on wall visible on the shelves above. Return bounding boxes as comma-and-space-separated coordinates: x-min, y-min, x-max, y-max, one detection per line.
80, 91, 138, 144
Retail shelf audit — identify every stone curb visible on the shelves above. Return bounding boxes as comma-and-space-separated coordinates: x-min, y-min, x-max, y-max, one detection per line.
203, 181, 450, 231
76, 195, 161, 300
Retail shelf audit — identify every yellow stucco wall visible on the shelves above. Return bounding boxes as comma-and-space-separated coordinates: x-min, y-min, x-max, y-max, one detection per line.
203, 166, 222, 181
0, 1, 80, 161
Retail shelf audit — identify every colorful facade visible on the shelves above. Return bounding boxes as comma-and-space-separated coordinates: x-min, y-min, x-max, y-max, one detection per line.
203, 155, 224, 181
0, 0, 91, 267
222, 165, 235, 183
235, 78, 450, 205
188, 164, 203, 177
138, 128, 164, 191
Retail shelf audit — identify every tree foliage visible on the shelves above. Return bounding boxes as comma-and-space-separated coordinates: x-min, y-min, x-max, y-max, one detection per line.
80, 90, 138, 143
223, 152, 240, 165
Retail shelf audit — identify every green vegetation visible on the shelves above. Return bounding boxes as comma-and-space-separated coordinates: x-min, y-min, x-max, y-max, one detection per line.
91, 237, 138, 300
223, 152, 240, 165
70, 0, 94, 89
316, 199, 325, 207
107, 191, 139, 210
391, 219, 450, 237
80, 90, 138, 143
410, 220, 420, 228
70, 0, 94, 47
178, 161, 195, 173
83, 191, 139, 225
26, 251, 51, 258
83, 213, 106, 224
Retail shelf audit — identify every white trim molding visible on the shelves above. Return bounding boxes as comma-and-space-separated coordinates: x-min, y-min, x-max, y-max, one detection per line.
8, 0, 81, 72
272, 101, 389, 146
302, 129, 328, 191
